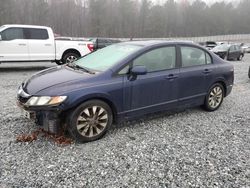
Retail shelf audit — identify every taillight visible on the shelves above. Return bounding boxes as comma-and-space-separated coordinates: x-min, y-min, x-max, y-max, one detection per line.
87, 44, 94, 52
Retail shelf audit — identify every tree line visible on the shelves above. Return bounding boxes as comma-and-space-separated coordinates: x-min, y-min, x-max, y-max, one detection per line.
0, 0, 250, 38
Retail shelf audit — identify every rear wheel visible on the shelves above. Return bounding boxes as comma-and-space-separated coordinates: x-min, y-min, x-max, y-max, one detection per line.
67, 100, 113, 142
61, 52, 80, 65
204, 83, 224, 111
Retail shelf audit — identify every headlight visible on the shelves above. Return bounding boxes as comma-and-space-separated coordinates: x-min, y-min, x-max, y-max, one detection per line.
25, 96, 67, 106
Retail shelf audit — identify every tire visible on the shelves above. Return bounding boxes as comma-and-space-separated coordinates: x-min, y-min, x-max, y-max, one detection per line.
55, 60, 64, 65
67, 100, 113, 142
248, 67, 250, 79
237, 54, 243, 61
204, 83, 224, 112
61, 52, 80, 65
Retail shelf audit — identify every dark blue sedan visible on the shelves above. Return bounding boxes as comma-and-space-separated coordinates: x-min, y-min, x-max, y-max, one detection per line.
17, 41, 234, 142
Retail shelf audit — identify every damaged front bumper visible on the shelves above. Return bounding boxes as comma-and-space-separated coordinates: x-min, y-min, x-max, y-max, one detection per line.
17, 99, 64, 135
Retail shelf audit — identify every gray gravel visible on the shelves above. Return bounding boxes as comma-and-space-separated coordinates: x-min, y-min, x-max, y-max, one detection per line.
0, 57, 250, 188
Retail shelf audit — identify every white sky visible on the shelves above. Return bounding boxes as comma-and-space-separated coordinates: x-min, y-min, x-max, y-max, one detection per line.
154, 0, 238, 5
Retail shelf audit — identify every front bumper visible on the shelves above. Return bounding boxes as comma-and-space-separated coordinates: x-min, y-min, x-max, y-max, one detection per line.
17, 100, 63, 134
16, 86, 63, 134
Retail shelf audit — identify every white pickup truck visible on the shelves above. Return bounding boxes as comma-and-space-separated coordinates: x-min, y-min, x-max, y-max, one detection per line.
0, 24, 94, 65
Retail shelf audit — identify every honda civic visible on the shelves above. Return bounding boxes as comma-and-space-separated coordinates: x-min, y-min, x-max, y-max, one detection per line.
17, 41, 234, 142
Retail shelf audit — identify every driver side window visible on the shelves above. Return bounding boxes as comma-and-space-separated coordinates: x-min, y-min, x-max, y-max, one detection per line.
132, 46, 176, 72
1, 28, 24, 40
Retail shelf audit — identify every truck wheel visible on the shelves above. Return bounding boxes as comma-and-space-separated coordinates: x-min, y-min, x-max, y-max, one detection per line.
67, 100, 113, 142
55, 60, 64, 65
62, 52, 80, 64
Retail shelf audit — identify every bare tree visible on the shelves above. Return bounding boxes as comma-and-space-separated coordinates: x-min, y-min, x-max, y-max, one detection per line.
0, 0, 250, 38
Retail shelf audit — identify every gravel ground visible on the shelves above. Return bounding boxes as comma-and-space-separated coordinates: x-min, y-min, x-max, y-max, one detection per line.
0, 56, 249, 188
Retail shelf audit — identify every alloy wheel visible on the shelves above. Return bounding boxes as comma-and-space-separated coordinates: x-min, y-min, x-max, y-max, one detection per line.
208, 86, 223, 109
66, 55, 78, 64
76, 106, 108, 137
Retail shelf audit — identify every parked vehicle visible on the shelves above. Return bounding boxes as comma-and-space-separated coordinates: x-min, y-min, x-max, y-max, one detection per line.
211, 44, 244, 61
241, 43, 250, 53
17, 41, 234, 142
216, 42, 225, 45
89, 38, 121, 50
199, 41, 217, 50
0, 24, 94, 65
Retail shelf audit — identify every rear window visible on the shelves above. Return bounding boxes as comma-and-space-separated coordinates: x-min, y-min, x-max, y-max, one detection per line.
25, 28, 49, 40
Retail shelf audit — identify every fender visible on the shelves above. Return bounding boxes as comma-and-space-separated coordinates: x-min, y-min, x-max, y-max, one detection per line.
64, 92, 119, 116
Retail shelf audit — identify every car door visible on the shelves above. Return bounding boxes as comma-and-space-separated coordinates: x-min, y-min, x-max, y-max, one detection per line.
25, 28, 55, 61
121, 46, 179, 117
178, 45, 211, 106
234, 45, 241, 59
228, 45, 237, 60
0, 27, 29, 61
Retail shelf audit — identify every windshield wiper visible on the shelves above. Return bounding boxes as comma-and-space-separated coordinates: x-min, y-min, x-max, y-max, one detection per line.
67, 62, 95, 74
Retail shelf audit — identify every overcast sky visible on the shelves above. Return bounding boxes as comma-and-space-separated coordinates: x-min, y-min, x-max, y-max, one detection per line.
154, 0, 238, 5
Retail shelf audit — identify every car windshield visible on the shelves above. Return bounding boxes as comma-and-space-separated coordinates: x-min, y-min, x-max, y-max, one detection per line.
75, 43, 142, 72
213, 44, 230, 51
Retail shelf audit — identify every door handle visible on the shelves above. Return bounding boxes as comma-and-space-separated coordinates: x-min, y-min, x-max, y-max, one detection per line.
166, 74, 179, 80
203, 69, 212, 74
18, 43, 26, 46
45, 44, 52, 46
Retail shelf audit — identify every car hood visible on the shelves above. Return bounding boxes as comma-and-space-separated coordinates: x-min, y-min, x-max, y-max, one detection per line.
24, 65, 95, 95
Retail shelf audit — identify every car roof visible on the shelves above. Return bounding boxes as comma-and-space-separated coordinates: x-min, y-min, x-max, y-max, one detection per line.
2, 24, 51, 30
122, 40, 195, 47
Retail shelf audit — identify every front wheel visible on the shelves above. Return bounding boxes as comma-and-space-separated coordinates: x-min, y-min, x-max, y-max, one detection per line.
237, 54, 243, 61
61, 52, 80, 65
67, 100, 113, 142
204, 83, 224, 111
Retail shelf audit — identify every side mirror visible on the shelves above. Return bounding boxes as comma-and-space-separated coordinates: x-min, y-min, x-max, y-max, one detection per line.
130, 65, 147, 76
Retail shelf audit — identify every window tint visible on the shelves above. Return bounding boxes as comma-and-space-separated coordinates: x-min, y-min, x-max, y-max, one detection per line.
1, 28, 24, 40
181, 46, 206, 67
133, 47, 176, 72
26, 28, 49, 40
